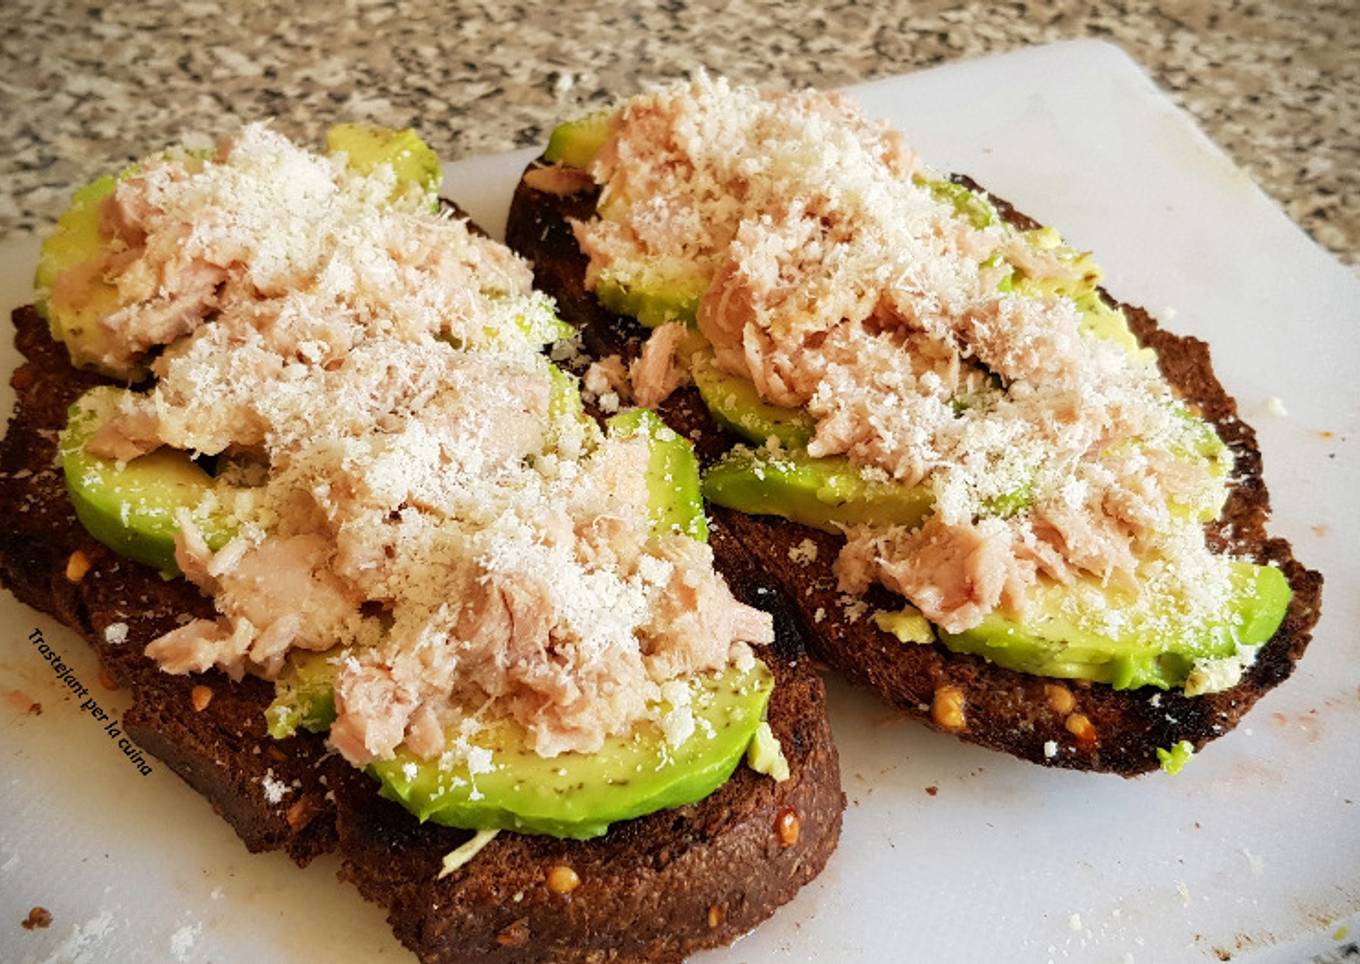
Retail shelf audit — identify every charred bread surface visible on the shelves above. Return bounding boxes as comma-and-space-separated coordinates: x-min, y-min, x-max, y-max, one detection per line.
505, 167, 1323, 776
0, 303, 844, 962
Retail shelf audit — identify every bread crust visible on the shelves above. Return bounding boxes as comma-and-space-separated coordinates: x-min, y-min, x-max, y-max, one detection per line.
0, 303, 844, 961
504, 166, 1323, 776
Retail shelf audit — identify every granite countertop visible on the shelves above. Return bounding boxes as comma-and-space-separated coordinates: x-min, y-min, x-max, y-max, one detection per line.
2, 0, 1355, 266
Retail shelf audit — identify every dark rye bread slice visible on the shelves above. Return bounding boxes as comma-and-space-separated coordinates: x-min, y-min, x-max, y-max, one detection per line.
0, 303, 843, 961
504, 166, 1324, 776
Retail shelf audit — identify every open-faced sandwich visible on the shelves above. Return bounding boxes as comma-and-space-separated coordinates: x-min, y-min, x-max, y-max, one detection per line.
506, 75, 1323, 775
0, 122, 843, 961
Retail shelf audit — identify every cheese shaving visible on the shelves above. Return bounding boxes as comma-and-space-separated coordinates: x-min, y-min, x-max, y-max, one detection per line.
437, 828, 500, 879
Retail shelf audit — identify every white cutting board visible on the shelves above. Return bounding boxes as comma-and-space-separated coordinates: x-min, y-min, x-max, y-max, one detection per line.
3, 40, 1357, 964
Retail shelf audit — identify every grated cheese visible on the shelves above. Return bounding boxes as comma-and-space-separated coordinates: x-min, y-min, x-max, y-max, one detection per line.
577, 77, 1245, 642
437, 828, 500, 879
76, 125, 774, 771
260, 768, 289, 805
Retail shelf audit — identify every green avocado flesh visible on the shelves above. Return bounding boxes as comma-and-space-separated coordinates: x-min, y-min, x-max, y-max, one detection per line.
595, 273, 704, 329
703, 445, 934, 534
266, 649, 341, 739
924, 177, 998, 230
1158, 740, 1194, 774
370, 659, 775, 840
607, 407, 709, 541
545, 363, 603, 453
325, 123, 442, 204
36, 175, 126, 373
940, 561, 1291, 690
34, 175, 114, 298
692, 352, 816, 448
59, 387, 240, 575
543, 111, 613, 169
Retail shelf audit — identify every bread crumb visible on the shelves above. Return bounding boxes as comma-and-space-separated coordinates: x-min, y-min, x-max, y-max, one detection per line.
190, 686, 213, 712
21, 906, 52, 930
103, 622, 129, 645
1265, 396, 1288, 417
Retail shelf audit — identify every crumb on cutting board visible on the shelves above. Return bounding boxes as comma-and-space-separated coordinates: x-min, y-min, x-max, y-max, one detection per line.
21, 906, 52, 930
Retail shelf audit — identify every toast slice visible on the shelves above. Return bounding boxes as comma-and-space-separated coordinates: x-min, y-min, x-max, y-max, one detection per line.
0, 302, 844, 961
505, 168, 1324, 776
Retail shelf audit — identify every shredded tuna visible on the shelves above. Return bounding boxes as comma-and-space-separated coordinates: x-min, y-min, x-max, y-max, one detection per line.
144, 619, 237, 676
87, 403, 161, 460
575, 77, 1237, 632
330, 663, 416, 765
65, 124, 769, 769
639, 536, 775, 678
837, 517, 1036, 634
582, 354, 631, 408
629, 321, 691, 408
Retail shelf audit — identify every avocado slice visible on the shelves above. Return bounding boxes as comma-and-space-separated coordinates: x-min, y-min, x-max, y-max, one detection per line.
59, 387, 242, 576
922, 177, 999, 230
544, 363, 604, 456
35, 175, 131, 375
874, 606, 936, 645
703, 445, 934, 534
543, 111, 614, 169
266, 649, 342, 739
35, 175, 115, 299
370, 659, 775, 840
324, 122, 442, 206
692, 352, 816, 449
595, 271, 705, 329
607, 407, 708, 541
938, 560, 1291, 690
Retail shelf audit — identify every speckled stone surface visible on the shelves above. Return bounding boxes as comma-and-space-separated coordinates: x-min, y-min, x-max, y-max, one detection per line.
3, 0, 1356, 265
